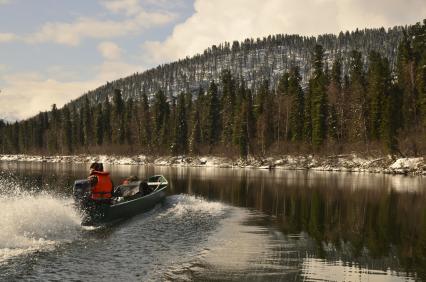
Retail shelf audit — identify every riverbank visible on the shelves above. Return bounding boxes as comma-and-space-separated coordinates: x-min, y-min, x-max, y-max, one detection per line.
0, 154, 425, 175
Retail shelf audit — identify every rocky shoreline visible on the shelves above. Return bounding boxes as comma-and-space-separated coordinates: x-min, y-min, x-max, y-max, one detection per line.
1, 154, 425, 175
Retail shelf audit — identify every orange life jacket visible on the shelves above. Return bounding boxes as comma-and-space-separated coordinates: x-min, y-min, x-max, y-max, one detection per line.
90, 171, 113, 200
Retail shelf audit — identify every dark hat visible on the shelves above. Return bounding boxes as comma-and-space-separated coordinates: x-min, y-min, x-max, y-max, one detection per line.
89, 162, 104, 171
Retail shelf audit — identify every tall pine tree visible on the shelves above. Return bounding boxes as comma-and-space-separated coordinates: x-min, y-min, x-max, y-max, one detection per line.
206, 81, 221, 147
309, 45, 328, 148
288, 67, 305, 142
174, 92, 188, 154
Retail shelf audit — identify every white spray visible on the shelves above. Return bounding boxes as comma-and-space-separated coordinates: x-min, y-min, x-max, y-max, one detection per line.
0, 177, 81, 263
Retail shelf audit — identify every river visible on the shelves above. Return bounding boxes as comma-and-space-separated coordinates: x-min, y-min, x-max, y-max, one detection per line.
0, 162, 425, 281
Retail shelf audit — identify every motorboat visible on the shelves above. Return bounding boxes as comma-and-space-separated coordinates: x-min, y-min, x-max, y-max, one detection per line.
73, 175, 168, 225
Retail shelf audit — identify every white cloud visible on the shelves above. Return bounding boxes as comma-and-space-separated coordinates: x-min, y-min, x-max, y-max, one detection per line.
141, 0, 187, 9
0, 59, 142, 120
0, 73, 99, 120
95, 60, 141, 83
0, 33, 18, 43
98, 41, 122, 60
26, 9, 174, 46
101, 0, 142, 16
0, 0, 11, 5
0, 0, 176, 46
96, 41, 141, 82
143, 0, 426, 63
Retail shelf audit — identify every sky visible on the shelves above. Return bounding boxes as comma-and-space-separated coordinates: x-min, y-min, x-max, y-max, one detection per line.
0, 0, 425, 121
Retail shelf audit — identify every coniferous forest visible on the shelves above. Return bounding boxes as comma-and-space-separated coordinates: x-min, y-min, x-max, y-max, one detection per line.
0, 20, 425, 157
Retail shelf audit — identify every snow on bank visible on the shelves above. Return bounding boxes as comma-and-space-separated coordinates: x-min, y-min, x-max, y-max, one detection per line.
0, 154, 147, 165
0, 154, 425, 175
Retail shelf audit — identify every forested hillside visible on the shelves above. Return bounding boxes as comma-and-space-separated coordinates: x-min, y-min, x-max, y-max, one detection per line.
83, 25, 404, 105
1, 20, 425, 157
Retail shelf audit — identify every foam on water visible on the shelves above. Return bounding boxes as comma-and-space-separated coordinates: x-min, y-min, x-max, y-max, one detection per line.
0, 177, 81, 263
158, 194, 225, 218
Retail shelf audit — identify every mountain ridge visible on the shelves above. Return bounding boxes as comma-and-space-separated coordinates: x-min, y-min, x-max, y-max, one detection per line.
70, 24, 405, 108
1, 19, 425, 157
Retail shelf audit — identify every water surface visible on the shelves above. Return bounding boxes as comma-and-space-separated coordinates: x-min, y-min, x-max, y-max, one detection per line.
0, 162, 425, 281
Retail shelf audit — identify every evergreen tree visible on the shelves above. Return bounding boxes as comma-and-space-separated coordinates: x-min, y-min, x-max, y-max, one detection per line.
103, 96, 112, 145
255, 79, 268, 118
48, 104, 60, 153
95, 103, 104, 146
18, 121, 28, 153
62, 107, 73, 153
349, 50, 369, 143
367, 51, 388, 140
276, 72, 290, 142
397, 30, 418, 129
381, 85, 401, 153
174, 92, 188, 154
233, 80, 248, 145
221, 69, 236, 145
189, 107, 201, 154
70, 106, 79, 150
169, 96, 177, 152
152, 90, 170, 148
185, 91, 193, 140
246, 89, 256, 146
256, 80, 274, 154
124, 98, 135, 146
418, 53, 426, 133
139, 91, 152, 150
304, 88, 312, 143
11, 121, 20, 153
78, 109, 85, 148
206, 81, 221, 147
288, 67, 305, 141
327, 106, 339, 141
238, 97, 249, 158
112, 89, 125, 145
35, 112, 46, 150
79, 106, 87, 151
412, 21, 426, 136
82, 97, 94, 148
309, 45, 328, 148
412, 20, 426, 107
327, 58, 343, 141
195, 86, 208, 144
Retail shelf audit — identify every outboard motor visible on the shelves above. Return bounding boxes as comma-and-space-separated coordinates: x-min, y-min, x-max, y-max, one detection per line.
73, 179, 91, 209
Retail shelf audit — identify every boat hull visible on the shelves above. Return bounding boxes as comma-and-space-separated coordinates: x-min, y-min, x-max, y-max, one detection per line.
81, 186, 167, 225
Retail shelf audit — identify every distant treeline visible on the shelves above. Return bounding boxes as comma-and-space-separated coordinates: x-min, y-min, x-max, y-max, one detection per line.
1, 21, 425, 157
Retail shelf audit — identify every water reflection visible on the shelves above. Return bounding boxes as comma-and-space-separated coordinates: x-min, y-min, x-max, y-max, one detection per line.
302, 258, 415, 281
164, 168, 426, 280
1, 162, 425, 280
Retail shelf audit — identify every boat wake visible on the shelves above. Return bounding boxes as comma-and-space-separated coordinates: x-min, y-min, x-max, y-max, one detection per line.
0, 178, 81, 264
109, 194, 228, 281
159, 194, 225, 218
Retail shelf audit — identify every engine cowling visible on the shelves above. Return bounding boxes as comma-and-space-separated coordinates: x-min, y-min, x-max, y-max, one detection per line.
73, 179, 91, 206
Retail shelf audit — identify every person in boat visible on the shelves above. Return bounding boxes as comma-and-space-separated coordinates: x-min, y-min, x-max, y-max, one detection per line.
122, 175, 139, 185
121, 176, 152, 196
88, 162, 113, 201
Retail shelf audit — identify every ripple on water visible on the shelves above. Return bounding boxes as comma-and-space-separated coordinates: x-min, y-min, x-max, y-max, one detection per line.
0, 194, 228, 281
164, 208, 309, 281
99, 194, 228, 280
301, 258, 417, 282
